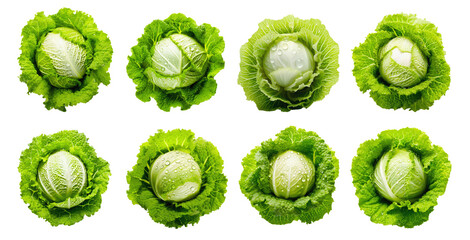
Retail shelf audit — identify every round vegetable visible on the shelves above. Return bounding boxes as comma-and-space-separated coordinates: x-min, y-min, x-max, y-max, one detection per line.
127, 13, 225, 111
378, 37, 428, 88
127, 129, 227, 228
262, 39, 315, 90
240, 126, 339, 224
37, 27, 87, 88
238, 15, 339, 111
149, 150, 202, 202
352, 13, 450, 111
37, 150, 87, 208
270, 150, 315, 199
19, 8, 113, 111
351, 128, 451, 228
19, 130, 110, 226
373, 149, 427, 203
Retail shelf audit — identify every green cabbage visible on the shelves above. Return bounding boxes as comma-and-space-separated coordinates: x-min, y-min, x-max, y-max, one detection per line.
37, 150, 88, 209
238, 15, 339, 111
18, 130, 111, 226
18, 8, 113, 111
149, 150, 202, 202
127, 14, 225, 111
270, 150, 315, 199
240, 126, 339, 224
127, 129, 227, 228
352, 13, 450, 111
351, 128, 451, 228
373, 149, 427, 203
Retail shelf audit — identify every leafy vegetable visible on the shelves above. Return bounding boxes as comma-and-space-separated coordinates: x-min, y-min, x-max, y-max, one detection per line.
353, 14, 450, 111
351, 128, 451, 228
240, 126, 339, 224
127, 13, 225, 111
19, 8, 113, 111
270, 150, 315, 199
19, 130, 111, 226
37, 150, 88, 209
238, 15, 339, 111
127, 129, 227, 228
373, 149, 427, 203
149, 150, 202, 202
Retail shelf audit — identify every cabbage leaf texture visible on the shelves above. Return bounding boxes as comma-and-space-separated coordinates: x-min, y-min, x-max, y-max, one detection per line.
239, 126, 339, 224
127, 14, 225, 111
351, 128, 451, 228
18, 8, 113, 111
18, 130, 111, 226
127, 129, 227, 228
238, 15, 339, 111
352, 14, 450, 111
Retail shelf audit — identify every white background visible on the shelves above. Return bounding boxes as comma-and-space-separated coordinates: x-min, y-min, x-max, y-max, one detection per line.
1, 0, 467, 239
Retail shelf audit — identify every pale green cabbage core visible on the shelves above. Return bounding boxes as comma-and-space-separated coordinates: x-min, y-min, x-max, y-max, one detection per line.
149, 34, 208, 90
37, 150, 87, 209
373, 149, 427, 203
149, 150, 202, 202
378, 36, 428, 88
263, 39, 315, 91
38, 27, 87, 81
269, 150, 315, 199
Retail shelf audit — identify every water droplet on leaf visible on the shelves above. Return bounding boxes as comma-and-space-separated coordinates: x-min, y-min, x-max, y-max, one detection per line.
295, 59, 304, 68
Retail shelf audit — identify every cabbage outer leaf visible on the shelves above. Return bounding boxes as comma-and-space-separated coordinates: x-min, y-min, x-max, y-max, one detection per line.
351, 128, 451, 228
127, 14, 224, 111
127, 129, 227, 228
18, 8, 113, 111
18, 130, 111, 226
240, 126, 339, 224
238, 15, 339, 111
352, 13, 450, 111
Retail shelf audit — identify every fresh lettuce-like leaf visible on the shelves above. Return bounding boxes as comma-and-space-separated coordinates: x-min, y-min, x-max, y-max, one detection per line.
127, 129, 227, 228
18, 130, 111, 226
238, 15, 339, 111
239, 126, 339, 224
18, 8, 113, 111
351, 128, 451, 228
126, 14, 225, 111
352, 14, 450, 111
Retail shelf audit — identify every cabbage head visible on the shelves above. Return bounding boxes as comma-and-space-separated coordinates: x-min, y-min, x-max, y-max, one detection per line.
269, 150, 315, 199
240, 126, 339, 224
238, 15, 339, 111
149, 150, 202, 202
127, 14, 225, 111
351, 128, 451, 228
353, 13, 450, 111
127, 129, 227, 228
18, 130, 111, 226
18, 8, 113, 111
373, 149, 427, 202
37, 150, 88, 209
